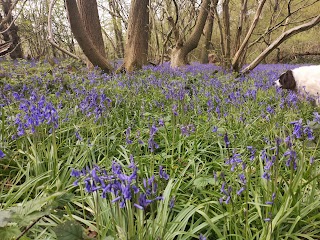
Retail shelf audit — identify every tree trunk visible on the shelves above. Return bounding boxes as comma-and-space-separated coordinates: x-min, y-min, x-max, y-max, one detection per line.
0, 0, 23, 59
241, 15, 320, 75
109, 0, 124, 58
200, 0, 218, 64
65, 0, 113, 73
170, 0, 210, 67
232, 0, 266, 72
233, 0, 248, 56
77, 0, 105, 55
221, 0, 231, 67
123, 0, 149, 72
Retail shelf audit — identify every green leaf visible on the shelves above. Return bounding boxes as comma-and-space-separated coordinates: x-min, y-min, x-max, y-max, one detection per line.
51, 193, 75, 208
0, 210, 13, 227
54, 220, 84, 240
0, 226, 21, 240
193, 177, 216, 189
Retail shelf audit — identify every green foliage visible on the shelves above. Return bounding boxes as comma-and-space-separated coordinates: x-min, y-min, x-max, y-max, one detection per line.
53, 221, 84, 240
1, 60, 320, 239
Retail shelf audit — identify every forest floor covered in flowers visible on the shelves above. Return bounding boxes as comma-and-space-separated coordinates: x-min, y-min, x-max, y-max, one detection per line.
1, 59, 320, 240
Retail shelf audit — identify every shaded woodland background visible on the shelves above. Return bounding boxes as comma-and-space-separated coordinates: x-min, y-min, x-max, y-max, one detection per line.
1, 0, 320, 73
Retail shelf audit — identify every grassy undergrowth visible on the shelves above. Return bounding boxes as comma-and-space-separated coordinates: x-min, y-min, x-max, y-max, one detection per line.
1, 59, 320, 240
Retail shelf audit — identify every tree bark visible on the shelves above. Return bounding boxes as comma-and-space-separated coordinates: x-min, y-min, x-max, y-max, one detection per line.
200, 0, 218, 64
170, 0, 210, 67
232, 0, 266, 72
77, 0, 105, 55
221, 0, 231, 67
65, 0, 113, 73
123, 0, 149, 72
241, 15, 320, 75
0, 0, 23, 59
233, 0, 248, 57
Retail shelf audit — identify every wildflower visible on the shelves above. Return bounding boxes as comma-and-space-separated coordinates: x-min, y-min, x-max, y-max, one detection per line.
290, 119, 303, 139
159, 166, 169, 180
224, 133, 230, 148
284, 136, 292, 148
236, 187, 245, 195
266, 192, 276, 205
0, 150, 5, 158
148, 124, 159, 152
310, 157, 315, 165
75, 130, 82, 141
125, 127, 133, 144
169, 197, 175, 209
303, 126, 314, 140
172, 104, 178, 116
180, 124, 195, 136
226, 151, 242, 172
284, 149, 297, 170
199, 234, 207, 240
313, 112, 320, 124
247, 146, 256, 161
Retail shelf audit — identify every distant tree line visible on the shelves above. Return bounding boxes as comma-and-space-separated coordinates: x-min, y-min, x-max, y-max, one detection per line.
1, 0, 320, 74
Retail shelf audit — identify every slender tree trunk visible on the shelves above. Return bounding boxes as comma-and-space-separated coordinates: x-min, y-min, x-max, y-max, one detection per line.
200, 0, 218, 64
232, 0, 266, 72
123, 0, 149, 72
241, 15, 320, 74
233, 0, 248, 55
65, 0, 113, 73
170, 0, 210, 67
222, 0, 231, 67
109, 0, 124, 58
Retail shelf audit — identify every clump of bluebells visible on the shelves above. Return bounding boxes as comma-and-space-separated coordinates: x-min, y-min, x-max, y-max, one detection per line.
13, 91, 59, 137
71, 155, 169, 210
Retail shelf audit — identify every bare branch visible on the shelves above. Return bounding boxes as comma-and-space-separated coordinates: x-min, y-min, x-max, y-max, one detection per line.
241, 15, 320, 74
47, 0, 80, 60
232, 0, 266, 71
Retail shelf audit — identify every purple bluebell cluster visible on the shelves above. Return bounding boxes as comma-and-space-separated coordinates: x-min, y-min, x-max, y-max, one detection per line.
71, 156, 169, 210
78, 89, 112, 121
13, 91, 58, 137
180, 124, 195, 136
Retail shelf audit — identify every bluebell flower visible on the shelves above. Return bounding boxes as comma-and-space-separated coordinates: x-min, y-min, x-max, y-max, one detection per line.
303, 126, 314, 140
290, 119, 303, 139
172, 104, 178, 116
148, 124, 159, 152
236, 187, 245, 195
313, 112, 320, 124
266, 193, 276, 205
224, 133, 230, 148
169, 197, 175, 209
199, 234, 207, 240
310, 157, 315, 165
180, 124, 195, 136
125, 127, 133, 144
226, 151, 242, 172
247, 146, 256, 161
75, 130, 82, 141
212, 126, 218, 132
0, 150, 5, 158
284, 149, 297, 170
159, 166, 169, 180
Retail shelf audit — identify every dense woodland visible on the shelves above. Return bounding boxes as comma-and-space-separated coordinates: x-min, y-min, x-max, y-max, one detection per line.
0, 0, 320, 73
